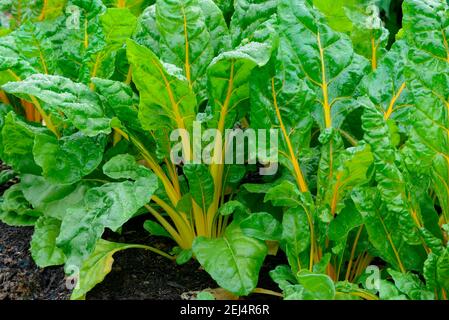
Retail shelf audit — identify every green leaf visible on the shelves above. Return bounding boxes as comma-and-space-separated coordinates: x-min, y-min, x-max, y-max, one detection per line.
0, 184, 40, 226
199, 0, 231, 56
133, 5, 160, 55
402, 0, 449, 222
437, 248, 449, 291
230, 0, 277, 47
156, 0, 214, 99
265, 180, 301, 207
360, 41, 420, 245
101, 8, 137, 52
240, 212, 282, 241
126, 39, 197, 133
388, 268, 434, 300
314, 0, 389, 66
207, 41, 272, 130
192, 222, 268, 296
31, 216, 66, 267
70, 239, 140, 300
0, 34, 36, 85
2, 74, 112, 136
14, 21, 57, 74
1, 112, 44, 175
269, 265, 298, 291
281, 206, 311, 273
320, 143, 373, 217
21, 174, 94, 220
102, 153, 152, 180
143, 219, 173, 239
218, 200, 248, 216
176, 249, 193, 265
328, 200, 363, 241
278, 0, 369, 129
0, 169, 15, 185
296, 270, 336, 300
352, 187, 426, 272
33, 131, 106, 184
196, 291, 215, 300
183, 164, 214, 213
92, 78, 141, 132
57, 156, 158, 268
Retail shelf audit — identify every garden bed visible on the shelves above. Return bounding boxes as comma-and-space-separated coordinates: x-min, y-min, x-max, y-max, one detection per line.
0, 166, 280, 300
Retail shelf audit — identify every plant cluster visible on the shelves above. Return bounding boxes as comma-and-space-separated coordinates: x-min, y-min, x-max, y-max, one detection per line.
0, 0, 448, 300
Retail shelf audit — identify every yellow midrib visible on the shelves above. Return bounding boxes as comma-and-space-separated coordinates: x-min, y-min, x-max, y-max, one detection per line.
371, 37, 377, 71
181, 6, 192, 87
317, 32, 331, 129
384, 82, 406, 120
38, 0, 48, 21
270, 78, 308, 193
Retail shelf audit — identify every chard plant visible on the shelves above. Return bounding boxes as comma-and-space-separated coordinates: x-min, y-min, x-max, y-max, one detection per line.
0, 0, 448, 301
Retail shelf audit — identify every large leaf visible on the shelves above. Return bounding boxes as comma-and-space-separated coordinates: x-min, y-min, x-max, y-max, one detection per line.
192, 222, 268, 296
92, 77, 141, 132
156, 0, 214, 98
314, 0, 389, 69
21, 174, 94, 220
360, 41, 420, 245
207, 41, 272, 130
402, 0, 449, 222
281, 206, 311, 273
2, 74, 112, 136
352, 187, 426, 272
126, 39, 197, 133
278, 0, 369, 130
33, 131, 106, 184
57, 155, 158, 267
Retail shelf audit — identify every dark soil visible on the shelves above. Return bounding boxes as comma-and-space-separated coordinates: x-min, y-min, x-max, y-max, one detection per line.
0, 161, 282, 300
0, 223, 70, 300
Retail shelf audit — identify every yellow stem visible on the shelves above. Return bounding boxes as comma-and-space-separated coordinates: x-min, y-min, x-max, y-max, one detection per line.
371, 37, 377, 71
145, 205, 187, 248
125, 66, 132, 84
0, 90, 10, 105
345, 225, 364, 281
38, 0, 48, 21
252, 288, 283, 298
